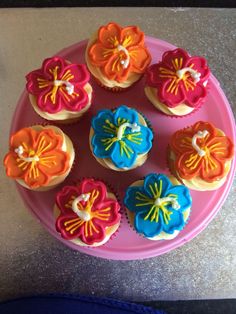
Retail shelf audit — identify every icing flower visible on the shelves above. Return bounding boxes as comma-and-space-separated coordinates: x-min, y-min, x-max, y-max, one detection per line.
146, 48, 210, 108
88, 22, 151, 82
91, 105, 153, 168
124, 174, 192, 238
4, 127, 70, 188
56, 179, 121, 245
170, 121, 234, 182
26, 57, 90, 114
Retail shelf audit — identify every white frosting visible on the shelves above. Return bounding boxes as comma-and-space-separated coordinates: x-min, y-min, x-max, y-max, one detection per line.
154, 196, 180, 210
192, 130, 209, 157
176, 67, 201, 83
117, 45, 130, 68
54, 80, 74, 95
71, 193, 91, 221
117, 122, 140, 140
15, 145, 39, 162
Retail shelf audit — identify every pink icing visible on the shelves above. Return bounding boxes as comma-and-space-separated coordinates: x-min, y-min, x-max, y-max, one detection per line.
146, 48, 210, 108
55, 178, 121, 245
26, 56, 91, 114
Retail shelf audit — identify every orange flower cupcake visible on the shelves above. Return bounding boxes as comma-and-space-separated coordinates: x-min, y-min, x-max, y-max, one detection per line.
54, 178, 121, 247
4, 125, 75, 191
85, 22, 151, 91
168, 121, 234, 191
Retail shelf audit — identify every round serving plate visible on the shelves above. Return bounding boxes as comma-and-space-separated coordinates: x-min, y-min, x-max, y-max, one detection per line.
10, 37, 236, 260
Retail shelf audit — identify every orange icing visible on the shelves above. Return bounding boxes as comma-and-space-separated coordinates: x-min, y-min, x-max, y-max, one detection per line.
88, 22, 151, 82
170, 121, 234, 182
4, 127, 71, 188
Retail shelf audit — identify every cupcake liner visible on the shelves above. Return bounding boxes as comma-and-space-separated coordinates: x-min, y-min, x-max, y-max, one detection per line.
93, 76, 127, 92
93, 75, 142, 93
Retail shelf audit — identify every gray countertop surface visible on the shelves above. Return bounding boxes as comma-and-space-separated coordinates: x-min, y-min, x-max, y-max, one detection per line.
0, 7, 235, 302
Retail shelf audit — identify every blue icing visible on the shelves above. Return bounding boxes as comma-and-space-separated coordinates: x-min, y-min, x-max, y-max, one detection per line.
124, 173, 192, 238
91, 105, 153, 169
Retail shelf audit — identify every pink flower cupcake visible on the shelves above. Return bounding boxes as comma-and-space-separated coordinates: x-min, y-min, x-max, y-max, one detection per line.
145, 48, 210, 116
26, 56, 93, 123
54, 178, 121, 247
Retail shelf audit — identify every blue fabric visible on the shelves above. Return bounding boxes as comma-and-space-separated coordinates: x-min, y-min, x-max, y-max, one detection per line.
0, 294, 166, 314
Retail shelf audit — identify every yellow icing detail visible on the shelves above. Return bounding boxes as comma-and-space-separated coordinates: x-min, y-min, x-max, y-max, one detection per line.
144, 204, 156, 220
60, 88, 71, 101
122, 35, 132, 47
99, 207, 111, 212
102, 137, 118, 151
85, 221, 89, 237
65, 220, 83, 233
185, 153, 202, 170
90, 220, 99, 234
119, 141, 133, 158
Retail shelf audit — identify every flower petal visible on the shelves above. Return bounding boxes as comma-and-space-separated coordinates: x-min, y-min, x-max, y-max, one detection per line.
129, 46, 151, 73
4, 152, 26, 178
98, 22, 122, 48
143, 173, 172, 199
91, 133, 116, 159
80, 220, 106, 245
56, 185, 81, 214
10, 127, 36, 150
123, 125, 153, 154
26, 69, 52, 95
56, 213, 84, 240
62, 85, 88, 112
124, 185, 152, 213
80, 178, 107, 207
121, 26, 144, 47
24, 166, 49, 188
42, 56, 66, 79
113, 105, 139, 125
64, 64, 90, 86
186, 56, 210, 82
200, 153, 226, 182
176, 151, 203, 180
184, 83, 207, 107
165, 185, 192, 212
162, 210, 185, 234
36, 128, 64, 153
103, 53, 131, 82
110, 140, 137, 168
134, 210, 163, 238
146, 63, 164, 87
158, 78, 186, 107
162, 48, 190, 70
207, 136, 234, 160
88, 42, 112, 65
94, 199, 120, 226
91, 109, 116, 135
38, 149, 70, 176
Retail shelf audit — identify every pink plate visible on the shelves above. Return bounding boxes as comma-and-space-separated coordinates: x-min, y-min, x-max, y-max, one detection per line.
10, 37, 236, 260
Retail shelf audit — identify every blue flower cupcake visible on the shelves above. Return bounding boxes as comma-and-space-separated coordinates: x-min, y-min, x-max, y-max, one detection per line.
124, 173, 192, 240
89, 105, 153, 171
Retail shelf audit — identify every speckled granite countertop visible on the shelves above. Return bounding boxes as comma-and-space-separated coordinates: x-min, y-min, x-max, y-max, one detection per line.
0, 8, 235, 302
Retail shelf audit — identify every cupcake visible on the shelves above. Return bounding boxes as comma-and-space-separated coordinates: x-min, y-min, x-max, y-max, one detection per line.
54, 178, 121, 247
168, 121, 234, 191
145, 48, 210, 116
26, 56, 93, 123
124, 173, 192, 240
89, 105, 153, 171
85, 22, 151, 91
3, 125, 75, 191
